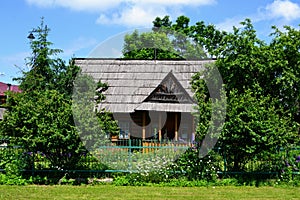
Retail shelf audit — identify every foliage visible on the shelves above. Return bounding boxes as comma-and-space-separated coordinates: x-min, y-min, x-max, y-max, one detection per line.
112, 147, 222, 186
267, 25, 300, 121
0, 147, 31, 171
14, 18, 80, 98
131, 154, 177, 184
173, 147, 222, 181
0, 18, 118, 171
72, 72, 119, 151
220, 88, 298, 171
122, 16, 207, 60
1, 90, 85, 170
188, 17, 300, 170
191, 62, 226, 158
191, 18, 300, 125
123, 30, 183, 59
0, 147, 29, 185
0, 173, 28, 185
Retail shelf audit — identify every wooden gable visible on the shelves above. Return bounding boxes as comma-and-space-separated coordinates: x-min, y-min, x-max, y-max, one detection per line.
144, 71, 194, 104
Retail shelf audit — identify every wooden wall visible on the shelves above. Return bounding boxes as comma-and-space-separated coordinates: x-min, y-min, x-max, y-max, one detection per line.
113, 111, 194, 142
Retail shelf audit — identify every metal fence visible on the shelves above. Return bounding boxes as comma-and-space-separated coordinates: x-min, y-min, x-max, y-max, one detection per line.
1, 140, 300, 178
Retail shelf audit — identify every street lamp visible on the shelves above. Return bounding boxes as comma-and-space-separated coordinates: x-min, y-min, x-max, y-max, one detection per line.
27, 32, 35, 40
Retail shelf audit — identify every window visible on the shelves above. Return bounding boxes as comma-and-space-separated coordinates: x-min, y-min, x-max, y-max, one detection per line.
119, 122, 130, 139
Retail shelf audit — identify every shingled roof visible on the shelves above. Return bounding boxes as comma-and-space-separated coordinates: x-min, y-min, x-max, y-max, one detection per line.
75, 59, 213, 113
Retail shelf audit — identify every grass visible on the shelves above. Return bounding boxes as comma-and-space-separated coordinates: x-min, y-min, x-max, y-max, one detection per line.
0, 185, 299, 200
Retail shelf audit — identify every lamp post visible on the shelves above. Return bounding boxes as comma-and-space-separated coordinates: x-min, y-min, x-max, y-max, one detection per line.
27, 32, 35, 40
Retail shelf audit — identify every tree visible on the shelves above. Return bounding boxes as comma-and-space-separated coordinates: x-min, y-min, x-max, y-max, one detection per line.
137, 15, 300, 171
72, 73, 119, 152
191, 18, 300, 123
221, 88, 297, 170
190, 18, 300, 170
122, 30, 183, 59
1, 90, 84, 169
14, 18, 80, 98
267, 25, 300, 122
0, 18, 119, 170
123, 16, 207, 60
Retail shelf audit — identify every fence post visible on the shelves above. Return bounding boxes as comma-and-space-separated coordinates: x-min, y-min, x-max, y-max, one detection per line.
223, 148, 227, 177
128, 139, 132, 171
31, 151, 35, 177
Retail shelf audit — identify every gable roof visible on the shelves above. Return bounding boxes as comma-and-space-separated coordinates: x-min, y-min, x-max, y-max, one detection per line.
75, 59, 213, 113
0, 82, 21, 96
144, 71, 194, 104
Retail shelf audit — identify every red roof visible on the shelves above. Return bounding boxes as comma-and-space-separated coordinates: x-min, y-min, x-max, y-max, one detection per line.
0, 82, 21, 96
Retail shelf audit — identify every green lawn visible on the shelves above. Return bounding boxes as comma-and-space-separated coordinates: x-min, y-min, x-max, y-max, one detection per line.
0, 185, 299, 200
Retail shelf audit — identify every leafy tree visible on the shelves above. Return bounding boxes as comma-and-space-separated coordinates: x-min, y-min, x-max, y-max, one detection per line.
221, 88, 297, 170
123, 16, 207, 60
267, 25, 300, 122
1, 90, 84, 169
122, 30, 182, 59
152, 15, 172, 30
190, 18, 300, 170
72, 73, 119, 151
191, 63, 226, 158
191, 18, 300, 122
142, 15, 300, 171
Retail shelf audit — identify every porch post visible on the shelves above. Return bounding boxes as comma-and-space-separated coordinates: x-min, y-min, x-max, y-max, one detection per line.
158, 112, 162, 141
175, 113, 178, 141
142, 111, 146, 140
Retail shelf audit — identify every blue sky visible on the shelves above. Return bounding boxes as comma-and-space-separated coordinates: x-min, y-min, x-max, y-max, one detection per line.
1, 0, 300, 84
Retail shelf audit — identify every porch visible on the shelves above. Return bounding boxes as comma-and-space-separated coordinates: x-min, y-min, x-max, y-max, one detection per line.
112, 111, 195, 143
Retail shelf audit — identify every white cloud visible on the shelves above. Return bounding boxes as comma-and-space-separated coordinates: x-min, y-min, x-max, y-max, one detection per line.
131, 0, 215, 6
216, 0, 300, 32
25, 0, 122, 12
97, 0, 216, 27
265, 0, 300, 21
97, 5, 167, 27
25, 0, 216, 27
26, 0, 215, 11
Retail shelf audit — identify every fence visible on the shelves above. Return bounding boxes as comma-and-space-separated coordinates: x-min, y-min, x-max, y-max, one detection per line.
1, 140, 300, 178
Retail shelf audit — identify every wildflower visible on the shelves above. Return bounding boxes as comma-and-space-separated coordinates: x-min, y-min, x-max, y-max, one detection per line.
296, 155, 300, 163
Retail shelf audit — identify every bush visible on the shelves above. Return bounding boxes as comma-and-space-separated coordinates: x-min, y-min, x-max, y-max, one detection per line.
173, 147, 222, 181
0, 147, 31, 185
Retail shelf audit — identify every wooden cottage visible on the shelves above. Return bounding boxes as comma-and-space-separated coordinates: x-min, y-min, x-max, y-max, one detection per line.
75, 59, 212, 143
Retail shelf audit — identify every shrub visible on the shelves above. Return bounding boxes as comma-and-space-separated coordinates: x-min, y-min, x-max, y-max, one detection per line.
173, 147, 222, 181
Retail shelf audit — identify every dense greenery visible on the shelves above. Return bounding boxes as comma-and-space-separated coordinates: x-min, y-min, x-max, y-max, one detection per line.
190, 18, 300, 171
0, 19, 118, 171
2, 90, 84, 170
72, 73, 119, 151
124, 16, 300, 172
123, 16, 207, 60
